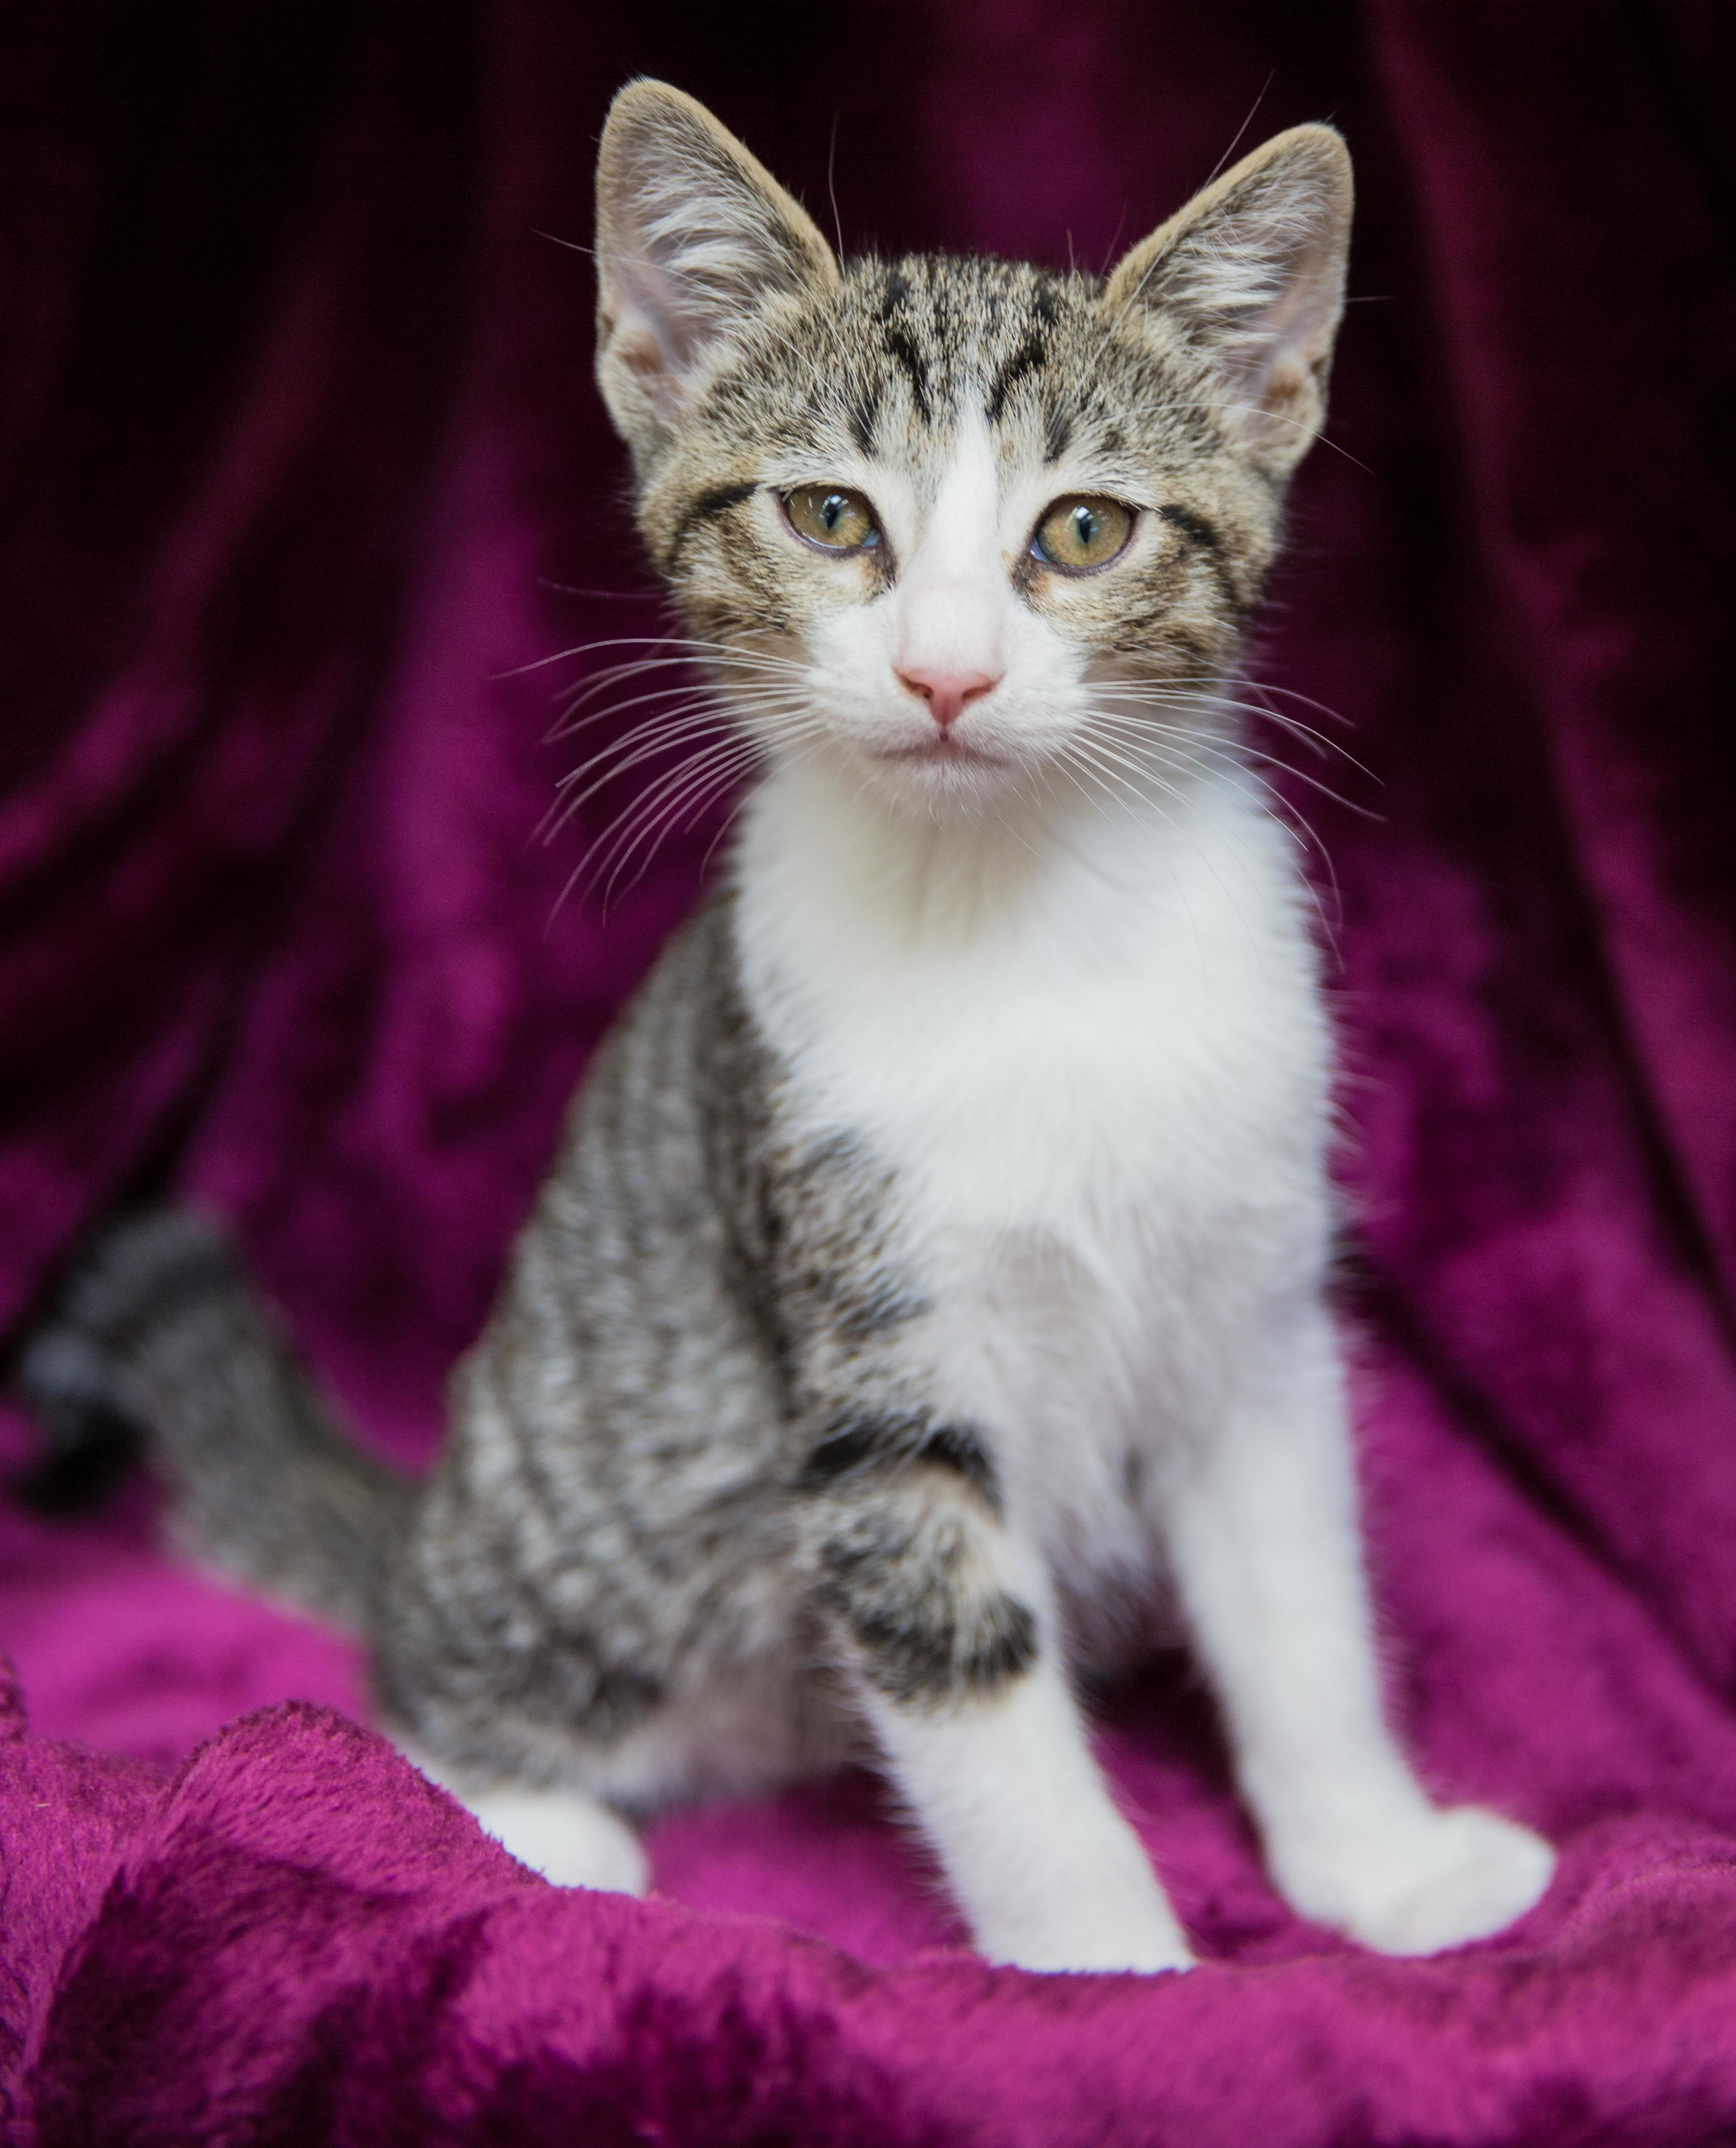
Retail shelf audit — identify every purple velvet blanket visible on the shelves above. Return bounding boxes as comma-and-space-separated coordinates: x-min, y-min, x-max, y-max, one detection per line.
4, 5, 1736, 2141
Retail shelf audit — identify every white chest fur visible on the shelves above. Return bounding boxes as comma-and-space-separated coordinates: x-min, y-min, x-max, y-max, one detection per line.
733, 757, 1337, 1638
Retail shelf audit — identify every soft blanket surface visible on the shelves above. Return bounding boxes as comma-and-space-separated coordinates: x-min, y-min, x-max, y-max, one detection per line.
3, 5, 1735, 2142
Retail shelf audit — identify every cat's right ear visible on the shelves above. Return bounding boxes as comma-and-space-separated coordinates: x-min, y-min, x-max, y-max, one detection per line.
594, 81, 839, 459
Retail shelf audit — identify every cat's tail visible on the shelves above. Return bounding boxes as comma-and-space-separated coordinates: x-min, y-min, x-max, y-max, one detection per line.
16, 1208, 416, 1630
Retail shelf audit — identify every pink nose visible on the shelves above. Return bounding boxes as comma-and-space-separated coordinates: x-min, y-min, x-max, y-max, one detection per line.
895, 665, 1001, 732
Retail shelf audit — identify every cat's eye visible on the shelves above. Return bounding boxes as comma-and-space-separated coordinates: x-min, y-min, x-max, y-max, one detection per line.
783, 485, 882, 553
1030, 496, 1136, 573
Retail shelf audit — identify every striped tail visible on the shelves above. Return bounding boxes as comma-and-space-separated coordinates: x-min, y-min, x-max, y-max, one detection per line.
16, 1209, 416, 1631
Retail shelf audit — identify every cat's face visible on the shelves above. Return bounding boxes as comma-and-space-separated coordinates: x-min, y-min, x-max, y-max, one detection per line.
593, 84, 1351, 822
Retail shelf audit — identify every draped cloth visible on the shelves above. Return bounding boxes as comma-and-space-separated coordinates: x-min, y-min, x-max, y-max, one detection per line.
2, 6, 1734, 2140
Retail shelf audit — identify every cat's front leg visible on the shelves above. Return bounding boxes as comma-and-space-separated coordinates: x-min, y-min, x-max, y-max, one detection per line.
807, 1449, 1192, 1973
1159, 1302, 1554, 1954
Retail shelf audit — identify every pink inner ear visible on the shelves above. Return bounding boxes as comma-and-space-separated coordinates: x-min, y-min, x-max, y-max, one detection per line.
603, 241, 699, 375
1249, 305, 1331, 415
1194, 224, 1345, 461
596, 97, 837, 417
606, 300, 675, 383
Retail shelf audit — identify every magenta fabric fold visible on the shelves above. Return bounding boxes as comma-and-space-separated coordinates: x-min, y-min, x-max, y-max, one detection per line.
3, 4, 1734, 2140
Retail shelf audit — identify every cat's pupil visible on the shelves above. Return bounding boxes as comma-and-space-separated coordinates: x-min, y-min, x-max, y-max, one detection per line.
1072, 506, 1098, 548
821, 494, 846, 532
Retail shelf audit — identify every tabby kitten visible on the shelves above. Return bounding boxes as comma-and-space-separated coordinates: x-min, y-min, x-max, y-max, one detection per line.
24, 81, 1554, 1972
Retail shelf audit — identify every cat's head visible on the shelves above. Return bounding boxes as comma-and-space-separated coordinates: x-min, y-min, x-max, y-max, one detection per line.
592, 81, 1351, 821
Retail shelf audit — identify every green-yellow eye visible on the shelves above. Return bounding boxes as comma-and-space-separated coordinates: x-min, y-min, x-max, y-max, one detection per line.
783, 484, 880, 552
1031, 496, 1135, 572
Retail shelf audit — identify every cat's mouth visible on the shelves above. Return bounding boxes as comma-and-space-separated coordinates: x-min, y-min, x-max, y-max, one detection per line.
874, 735, 1007, 768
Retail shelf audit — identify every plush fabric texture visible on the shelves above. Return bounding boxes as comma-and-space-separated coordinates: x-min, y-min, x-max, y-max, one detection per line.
3, 4, 1735, 2140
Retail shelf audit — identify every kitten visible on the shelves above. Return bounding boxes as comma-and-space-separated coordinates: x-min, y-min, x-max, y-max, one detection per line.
21, 81, 1554, 1972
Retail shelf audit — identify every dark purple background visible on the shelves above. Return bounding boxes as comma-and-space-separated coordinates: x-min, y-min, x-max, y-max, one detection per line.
3, 6, 1736, 2141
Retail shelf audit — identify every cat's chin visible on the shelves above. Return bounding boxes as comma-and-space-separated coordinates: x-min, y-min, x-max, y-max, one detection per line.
858, 751, 1038, 822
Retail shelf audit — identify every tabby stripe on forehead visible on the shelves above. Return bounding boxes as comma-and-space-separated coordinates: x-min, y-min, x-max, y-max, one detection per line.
877, 271, 932, 425
848, 387, 882, 457
985, 333, 1049, 425
667, 481, 758, 567
884, 324, 932, 424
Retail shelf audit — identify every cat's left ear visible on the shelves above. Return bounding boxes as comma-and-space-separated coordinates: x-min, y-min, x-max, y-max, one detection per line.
1105, 126, 1352, 475
595, 81, 840, 459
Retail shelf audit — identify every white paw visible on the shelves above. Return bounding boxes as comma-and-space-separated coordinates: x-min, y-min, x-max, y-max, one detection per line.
976, 1884, 1196, 1975
1281, 1805, 1554, 1956
462, 1785, 650, 1896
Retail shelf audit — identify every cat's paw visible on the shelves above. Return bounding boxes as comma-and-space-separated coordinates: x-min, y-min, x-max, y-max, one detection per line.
1282, 1804, 1554, 1956
977, 1894, 1196, 1975
463, 1785, 650, 1896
